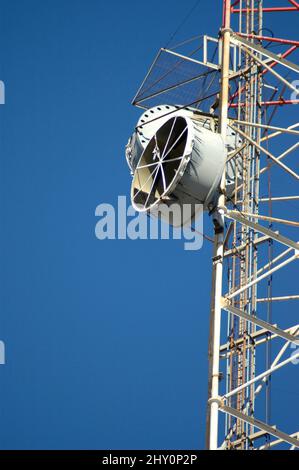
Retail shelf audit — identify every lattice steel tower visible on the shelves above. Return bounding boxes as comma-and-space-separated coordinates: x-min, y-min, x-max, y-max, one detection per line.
127, 0, 299, 450
206, 0, 299, 450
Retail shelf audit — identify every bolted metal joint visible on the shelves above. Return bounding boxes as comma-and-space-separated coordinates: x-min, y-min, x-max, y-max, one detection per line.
220, 27, 233, 36
208, 396, 224, 408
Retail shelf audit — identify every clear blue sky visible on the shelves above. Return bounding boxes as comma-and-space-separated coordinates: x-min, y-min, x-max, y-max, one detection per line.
0, 0, 298, 450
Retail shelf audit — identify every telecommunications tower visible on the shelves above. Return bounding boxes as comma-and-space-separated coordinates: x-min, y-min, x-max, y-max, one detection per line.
126, 0, 299, 450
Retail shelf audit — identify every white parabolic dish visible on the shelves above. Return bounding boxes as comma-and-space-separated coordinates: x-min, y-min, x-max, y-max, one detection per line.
131, 114, 226, 217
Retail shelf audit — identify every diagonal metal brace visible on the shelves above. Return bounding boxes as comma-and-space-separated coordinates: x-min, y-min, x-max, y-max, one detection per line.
220, 404, 299, 448
231, 34, 299, 74
224, 209, 299, 251
221, 298, 299, 345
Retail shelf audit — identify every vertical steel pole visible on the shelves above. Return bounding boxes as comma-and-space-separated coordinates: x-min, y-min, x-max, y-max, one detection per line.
206, 0, 231, 450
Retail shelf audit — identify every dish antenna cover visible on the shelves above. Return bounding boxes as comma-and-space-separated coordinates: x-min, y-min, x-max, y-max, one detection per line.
131, 113, 226, 223
125, 105, 197, 173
